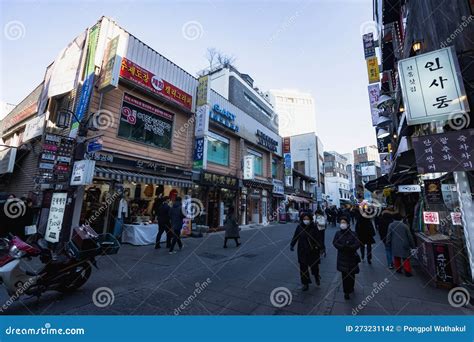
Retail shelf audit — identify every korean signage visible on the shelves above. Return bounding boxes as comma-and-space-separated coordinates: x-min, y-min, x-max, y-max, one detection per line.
243, 155, 255, 180
272, 179, 284, 195
120, 58, 193, 111
367, 84, 380, 126
196, 75, 210, 107
118, 93, 174, 150
87, 137, 103, 153
23, 114, 45, 142
256, 129, 278, 152
70, 160, 95, 186
362, 33, 375, 59
193, 137, 205, 170
195, 105, 210, 137
412, 129, 474, 173
451, 212, 462, 226
398, 184, 421, 193
423, 211, 440, 225
210, 104, 239, 132
433, 244, 454, 283
37, 134, 75, 186
399, 47, 469, 125
283, 137, 291, 154
200, 171, 238, 190
71, 73, 94, 138
424, 179, 443, 205
98, 35, 121, 92
366, 56, 380, 84
284, 153, 292, 176
45, 192, 68, 243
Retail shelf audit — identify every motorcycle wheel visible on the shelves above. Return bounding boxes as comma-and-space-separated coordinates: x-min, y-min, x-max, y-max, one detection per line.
58, 263, 92, 293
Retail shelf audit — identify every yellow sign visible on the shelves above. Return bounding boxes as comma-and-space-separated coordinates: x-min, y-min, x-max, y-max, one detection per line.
366, 57, 380, 84
196, 75, 209, 107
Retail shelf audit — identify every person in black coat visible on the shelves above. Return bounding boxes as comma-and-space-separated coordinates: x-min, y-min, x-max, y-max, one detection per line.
375, 209, 395, 268
355, 214, 376, 264
169, 197, 185, 254
290, 213, 324, 291
155, 196, 172, 249
333, 216, 361, 300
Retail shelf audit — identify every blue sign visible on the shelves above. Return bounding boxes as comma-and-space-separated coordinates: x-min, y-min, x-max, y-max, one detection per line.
193, 137, 204, 169
74, 73, 95, 125
210, 104, 239, 132
87, 137, 103, 153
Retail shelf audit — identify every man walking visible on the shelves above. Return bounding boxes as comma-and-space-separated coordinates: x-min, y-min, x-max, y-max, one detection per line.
169, 197, 185, 254
155, 196, 172, 249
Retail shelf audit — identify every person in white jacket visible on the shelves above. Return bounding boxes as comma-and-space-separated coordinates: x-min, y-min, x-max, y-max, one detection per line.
113, 196, 129, 238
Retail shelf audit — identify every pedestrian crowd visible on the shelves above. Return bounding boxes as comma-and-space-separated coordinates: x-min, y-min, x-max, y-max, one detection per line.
290, 203, 416, 299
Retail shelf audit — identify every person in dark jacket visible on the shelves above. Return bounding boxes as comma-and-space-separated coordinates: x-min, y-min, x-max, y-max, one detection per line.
155, 196, 172, 249
376, 209, 395, 268
386, 213, 415, 277
355, 214, 376, 264
290, 213, 324, 291
223, 207, 240, 248
169, 197, 185, 254
333, 216, 361, 299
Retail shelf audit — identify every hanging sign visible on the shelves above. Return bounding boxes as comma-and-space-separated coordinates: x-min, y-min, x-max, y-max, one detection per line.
368, 84, 380, 126
45, 192, 68, 243
243, 155, 255, 180
366, 56, 380, 84
363, 33, 376, 59
423, 211, 440, 225
399, 47, 470, 125
398, 184, 421, 193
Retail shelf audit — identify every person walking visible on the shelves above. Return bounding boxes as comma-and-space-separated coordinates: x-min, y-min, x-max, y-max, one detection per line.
169, 197, 185, 254
355, 214, 376, 264
223, 207, 240, 248
333, 216, 361, 300
375, 208, 395, 269
155, 196, 172, 249
290, 212, 324, 291
386, 213, 415, 277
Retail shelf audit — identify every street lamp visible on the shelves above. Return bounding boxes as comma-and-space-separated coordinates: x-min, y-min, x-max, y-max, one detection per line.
412, 41, 423, 53
376, 115, 392, 128
377, 128, 390, 139
56, 109, 77, 129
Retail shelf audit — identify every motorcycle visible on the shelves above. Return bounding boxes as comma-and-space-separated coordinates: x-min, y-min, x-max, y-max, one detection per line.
0, 232, 119, 301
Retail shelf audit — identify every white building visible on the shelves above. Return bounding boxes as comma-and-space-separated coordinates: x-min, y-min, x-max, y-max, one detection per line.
324, 151, 351, 208
343, 152, 356, 200
267, 89, 317, 138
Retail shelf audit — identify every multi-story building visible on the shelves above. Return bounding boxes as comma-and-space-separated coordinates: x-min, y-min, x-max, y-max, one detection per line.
267, 89, 317, 138
324, 151, 351, 208
367, 0, 474, 285
343, 153, 356, 201
353, 145, 381, 200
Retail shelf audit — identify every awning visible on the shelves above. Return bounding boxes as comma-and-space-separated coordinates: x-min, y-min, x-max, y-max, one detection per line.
94, 167, 193, 187
365, 169, 419, 193
365, 175, 390, 192
243, 179, 273, 190
286, 195, 310, 204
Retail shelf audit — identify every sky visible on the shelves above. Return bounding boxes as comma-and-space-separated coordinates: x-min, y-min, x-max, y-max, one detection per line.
0, 0, 377, 154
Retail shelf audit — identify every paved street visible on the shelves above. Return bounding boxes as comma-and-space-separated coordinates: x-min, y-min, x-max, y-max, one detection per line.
1, 223, 471, 316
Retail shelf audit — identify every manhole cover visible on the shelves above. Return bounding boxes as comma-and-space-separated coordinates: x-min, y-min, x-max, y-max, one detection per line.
198, 252, 228, 260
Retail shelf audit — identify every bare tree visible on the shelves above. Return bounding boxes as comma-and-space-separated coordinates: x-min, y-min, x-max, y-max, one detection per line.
216, 51, 236, 68
205, 47, 218, 70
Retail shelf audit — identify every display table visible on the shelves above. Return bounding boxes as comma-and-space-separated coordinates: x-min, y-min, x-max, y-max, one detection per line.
122, 224, 164, 246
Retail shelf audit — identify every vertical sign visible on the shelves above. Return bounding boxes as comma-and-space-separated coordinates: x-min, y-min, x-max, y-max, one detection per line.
243, 155, 255, 180
283, 137, 292, 186
193, 137, 205, 170
368, 84, 380, 126
366, 56, 380, 84
45, 192, 68, 243
196, 75, 210, 107
363, 33, 375, 58
399, 47, 469, 125
98, 35, 121, 92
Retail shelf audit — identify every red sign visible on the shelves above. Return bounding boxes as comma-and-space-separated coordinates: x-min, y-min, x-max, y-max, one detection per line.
423, 211, 440, 225
283, 137, 291, 153
119, 58, 192, 111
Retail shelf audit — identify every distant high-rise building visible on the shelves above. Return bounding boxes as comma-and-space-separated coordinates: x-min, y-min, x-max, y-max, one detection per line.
267, 89, 317, 137
324, 151, 351, 208
353, 145, 381, 200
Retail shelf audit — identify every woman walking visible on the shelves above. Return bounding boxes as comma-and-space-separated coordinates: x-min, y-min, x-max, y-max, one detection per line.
223, 207, 241, 248
355, 214, 376, 264
290, 212, 324, 291
386, 213, 415, 277
333, 216, 361, 300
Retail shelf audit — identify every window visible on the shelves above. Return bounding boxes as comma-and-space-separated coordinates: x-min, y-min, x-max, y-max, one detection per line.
244, 93, 271, 117
207, 131, 230, 166
272, 158, 278, 178
248, 149, 263, 176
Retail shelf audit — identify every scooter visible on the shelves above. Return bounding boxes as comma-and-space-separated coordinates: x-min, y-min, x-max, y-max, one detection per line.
0, 234, 108, 300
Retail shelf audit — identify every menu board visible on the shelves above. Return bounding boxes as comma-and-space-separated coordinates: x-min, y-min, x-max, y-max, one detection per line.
412, 129, 474, 173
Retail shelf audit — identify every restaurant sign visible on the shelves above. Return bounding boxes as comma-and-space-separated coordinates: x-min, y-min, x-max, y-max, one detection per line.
200, 171, 238, 190
366, 56, 380, 84
412, 129, 474, 173
399, 47, 469, 125
256, 129, 278, 152
120, 58, 192, 110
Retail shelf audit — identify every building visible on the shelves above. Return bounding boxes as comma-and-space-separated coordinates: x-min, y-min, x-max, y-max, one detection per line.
288, 132, 325, 208
0, 102, 16, 121
323, 151, 351, 208
343, 152, 356, 201
366, 0, 474, 285
267, 89, 317, 138
353, 145, 381, 200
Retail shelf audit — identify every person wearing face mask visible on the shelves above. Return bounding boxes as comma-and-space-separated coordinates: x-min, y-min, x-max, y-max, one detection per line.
333, 216, 361, 300
290, 212, 323, 291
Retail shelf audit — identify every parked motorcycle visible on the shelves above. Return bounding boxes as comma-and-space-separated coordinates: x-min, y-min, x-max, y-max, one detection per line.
0, 231, 119, 301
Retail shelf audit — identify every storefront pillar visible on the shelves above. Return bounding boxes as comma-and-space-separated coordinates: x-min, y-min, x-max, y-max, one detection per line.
454, 171, 474, 282
240, 188, 247, 225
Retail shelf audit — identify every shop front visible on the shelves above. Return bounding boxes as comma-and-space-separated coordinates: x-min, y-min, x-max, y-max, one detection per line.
191, 170, 239, 229
271, 179, 285, 222
242, 179, 273, 225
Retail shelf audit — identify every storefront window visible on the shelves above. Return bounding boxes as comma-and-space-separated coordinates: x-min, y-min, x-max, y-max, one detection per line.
248, 149, 263, 176
272, 158, 277, 178
207, 131, 229, 166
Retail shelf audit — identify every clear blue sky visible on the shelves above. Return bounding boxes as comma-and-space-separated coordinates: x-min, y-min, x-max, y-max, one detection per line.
1, 0, 377, 154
